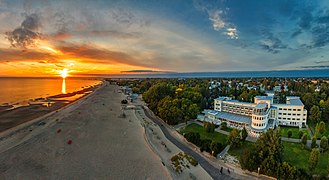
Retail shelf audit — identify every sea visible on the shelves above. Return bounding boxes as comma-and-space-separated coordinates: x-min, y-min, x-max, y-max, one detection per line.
0, 77, 102, 106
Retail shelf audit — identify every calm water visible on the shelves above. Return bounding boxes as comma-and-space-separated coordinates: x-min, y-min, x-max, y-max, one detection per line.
0, 77, 102, 105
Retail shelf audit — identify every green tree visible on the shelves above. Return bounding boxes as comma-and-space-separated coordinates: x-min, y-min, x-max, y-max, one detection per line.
184, 132, 200, 145
210, 141, 223, 156
255, 129, 283, 177
302, 93, 316, 110
143, 82, 174, 112
221, 122, 227, 130
298, 131, 304, 139
227, 129, 241, 147
318, 121, 326, 135
311, 136, 317, 148
203, 122, 215, 133
157, 97, 183, 125
308, 148, 320, 172
320, 136, 328, 151
310, 105, 321, 124
240, 149, 257, 171
301, 133, 308, 146
278, 162, 297, 180
241, 126, 248, 142
287, 130, 292, 138
186, 103, 200, 122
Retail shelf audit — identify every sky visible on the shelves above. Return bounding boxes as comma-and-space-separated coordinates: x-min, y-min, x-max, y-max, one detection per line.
0, 0, 329, 77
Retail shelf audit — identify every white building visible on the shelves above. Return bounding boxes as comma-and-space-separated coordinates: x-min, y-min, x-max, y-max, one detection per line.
198, 96, 307, 137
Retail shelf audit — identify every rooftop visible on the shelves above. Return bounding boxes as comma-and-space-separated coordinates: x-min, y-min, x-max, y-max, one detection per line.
286, 96, 304, 106
255, 96, 273, 101
204, 110, 251, 124
255, 103, 267, 109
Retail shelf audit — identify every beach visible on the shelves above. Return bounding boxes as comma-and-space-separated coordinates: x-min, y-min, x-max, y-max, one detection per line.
0, 83, 101, 133
0, 83, 171, 179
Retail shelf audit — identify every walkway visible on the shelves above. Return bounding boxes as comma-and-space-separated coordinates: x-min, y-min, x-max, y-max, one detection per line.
141, 106, 246, 180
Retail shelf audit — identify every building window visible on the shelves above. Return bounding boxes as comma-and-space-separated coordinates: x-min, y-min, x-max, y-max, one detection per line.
297, 109, 301, 111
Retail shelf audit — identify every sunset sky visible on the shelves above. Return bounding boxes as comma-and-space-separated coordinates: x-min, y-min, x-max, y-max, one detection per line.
1, 0, 329, 77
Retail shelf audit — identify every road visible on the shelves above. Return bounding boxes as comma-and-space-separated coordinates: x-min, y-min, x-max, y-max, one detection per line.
141, 106, 241, 180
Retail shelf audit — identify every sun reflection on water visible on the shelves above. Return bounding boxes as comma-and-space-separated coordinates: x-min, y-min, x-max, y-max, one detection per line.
62, 78, 66, 94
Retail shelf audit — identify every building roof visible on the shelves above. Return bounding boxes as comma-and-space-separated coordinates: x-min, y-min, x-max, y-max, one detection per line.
204, 111, 251, 124
255, 96, 273, 101
255, 103, 267, 109
215, 97, 231, 101
286, 96, 304, 106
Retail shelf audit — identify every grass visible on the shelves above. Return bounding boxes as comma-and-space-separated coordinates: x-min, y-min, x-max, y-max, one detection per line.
279, 126, 310, 139
283, 141, 329, 176
228, 141, 254, 157
180, 123, 228, 144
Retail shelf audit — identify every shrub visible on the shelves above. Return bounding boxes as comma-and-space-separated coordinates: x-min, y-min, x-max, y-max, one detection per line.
287, 130, 292, 138
221, 122, 227, 130
298, 131, 304, 139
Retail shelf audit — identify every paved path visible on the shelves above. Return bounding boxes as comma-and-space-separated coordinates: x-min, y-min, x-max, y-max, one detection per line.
217, 145, 230, 159
140, 106, 261, 180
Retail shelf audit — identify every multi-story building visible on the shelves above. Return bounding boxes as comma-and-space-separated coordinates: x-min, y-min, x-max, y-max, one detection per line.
198, 96, 307, 137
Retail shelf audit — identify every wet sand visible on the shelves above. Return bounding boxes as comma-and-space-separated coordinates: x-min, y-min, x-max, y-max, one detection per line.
0, 83, 169, 179
0, 85, 100, 132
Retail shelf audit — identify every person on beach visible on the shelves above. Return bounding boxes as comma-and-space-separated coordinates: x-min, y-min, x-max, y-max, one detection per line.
220, 167, 223, 174
227, 168, 230, 174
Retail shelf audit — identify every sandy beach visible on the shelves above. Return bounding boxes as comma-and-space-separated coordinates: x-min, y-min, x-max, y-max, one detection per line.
0, 83, 170, 179
0, 84, 101, 133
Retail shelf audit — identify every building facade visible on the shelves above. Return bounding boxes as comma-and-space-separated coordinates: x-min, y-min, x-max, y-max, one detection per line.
198, 96, 307, 137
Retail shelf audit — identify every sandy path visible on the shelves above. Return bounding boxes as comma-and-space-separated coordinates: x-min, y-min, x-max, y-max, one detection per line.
0, 84, 169, 180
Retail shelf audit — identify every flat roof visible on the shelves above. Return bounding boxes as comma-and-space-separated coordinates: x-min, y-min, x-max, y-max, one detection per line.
255, 96, 273, 101
205, 111, 251, 124
286, 97, 304, 106
255, 103, 267, 109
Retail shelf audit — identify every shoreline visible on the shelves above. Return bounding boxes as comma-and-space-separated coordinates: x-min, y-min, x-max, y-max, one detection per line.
0, 84, 169, 179
0, 81, 104, 140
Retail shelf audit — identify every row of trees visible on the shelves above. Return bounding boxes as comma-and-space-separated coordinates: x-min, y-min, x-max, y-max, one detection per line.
183, 132, 224, 156
142, 82, 204, 125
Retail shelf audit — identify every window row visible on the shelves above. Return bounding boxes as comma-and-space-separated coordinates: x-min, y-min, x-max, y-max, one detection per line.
253, 123, 265, 127
278, 108, 302, 111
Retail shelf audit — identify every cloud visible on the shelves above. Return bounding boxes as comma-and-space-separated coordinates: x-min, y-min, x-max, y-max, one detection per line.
5, 13, 43, 48
0, 48, 55, 62
260, 31, 287, 53
209, 9, 225, 30
225, 27, 238, 39
314, 60, 329, 64
193, 0, 238, 40
300, 65, 329, 69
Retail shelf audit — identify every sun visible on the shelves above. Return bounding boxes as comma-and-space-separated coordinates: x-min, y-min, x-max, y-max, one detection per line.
60, 68, 68, 78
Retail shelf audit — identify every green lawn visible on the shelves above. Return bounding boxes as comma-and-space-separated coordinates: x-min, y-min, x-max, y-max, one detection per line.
228, 141, 254, 157
180, 123, 228, 144
283, 141, 329, 176
279, 126, 310, 139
